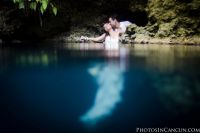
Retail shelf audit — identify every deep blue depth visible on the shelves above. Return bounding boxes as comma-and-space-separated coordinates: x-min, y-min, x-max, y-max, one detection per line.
0, 43, 200, 133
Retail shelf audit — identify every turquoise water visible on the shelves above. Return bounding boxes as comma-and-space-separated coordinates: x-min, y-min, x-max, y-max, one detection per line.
0, 43, 200, 133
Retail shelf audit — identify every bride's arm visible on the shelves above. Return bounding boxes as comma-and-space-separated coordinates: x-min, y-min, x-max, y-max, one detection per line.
81, 33, 106, 42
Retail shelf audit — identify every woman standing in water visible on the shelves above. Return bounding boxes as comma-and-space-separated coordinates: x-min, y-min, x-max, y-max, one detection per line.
81, 23, 121, 49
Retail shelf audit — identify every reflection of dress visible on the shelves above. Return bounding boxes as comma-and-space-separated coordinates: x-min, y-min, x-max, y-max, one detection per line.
80, 47, 129, 125
105, 36, 119, 50
81, 63, 124, 125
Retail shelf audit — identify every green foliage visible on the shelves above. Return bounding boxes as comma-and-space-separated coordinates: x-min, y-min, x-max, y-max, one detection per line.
30, 2, 37, 11
52, 6, 57, 16
12, 0, 58, 16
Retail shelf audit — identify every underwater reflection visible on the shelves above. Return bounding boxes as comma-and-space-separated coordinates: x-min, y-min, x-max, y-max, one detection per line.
129, 44, 200, 73
15, 52, 57, 66
80, 45, 128, 125
80, 62, 124, 125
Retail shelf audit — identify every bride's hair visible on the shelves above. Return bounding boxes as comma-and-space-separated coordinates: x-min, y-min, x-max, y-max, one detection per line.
103, 23, 109, 34
109, 14, 119, 21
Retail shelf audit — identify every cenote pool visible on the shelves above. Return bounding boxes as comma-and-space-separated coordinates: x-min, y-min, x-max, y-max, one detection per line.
0, 43, 200, 133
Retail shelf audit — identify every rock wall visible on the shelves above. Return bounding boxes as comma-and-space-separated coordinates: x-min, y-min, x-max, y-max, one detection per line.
126, 0, 200, 44
147, 0, 200, 38
0, 9, 22, 40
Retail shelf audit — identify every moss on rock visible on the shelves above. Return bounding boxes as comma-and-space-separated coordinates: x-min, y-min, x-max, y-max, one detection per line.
146, 0, 200, 38
125, 0, 200, 44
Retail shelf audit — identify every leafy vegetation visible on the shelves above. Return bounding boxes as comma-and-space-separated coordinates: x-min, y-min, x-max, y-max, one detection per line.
12, 0, 57, 16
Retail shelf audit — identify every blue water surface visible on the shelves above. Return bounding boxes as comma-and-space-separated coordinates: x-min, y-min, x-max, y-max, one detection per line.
0, 43, 200, 133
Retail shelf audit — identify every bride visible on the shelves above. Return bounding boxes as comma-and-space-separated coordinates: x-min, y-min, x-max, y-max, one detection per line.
81, 23, 122, 50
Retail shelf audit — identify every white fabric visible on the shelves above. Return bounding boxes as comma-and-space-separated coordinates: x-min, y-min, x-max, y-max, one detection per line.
105, 36, 119, 50
119, 21, 132, 33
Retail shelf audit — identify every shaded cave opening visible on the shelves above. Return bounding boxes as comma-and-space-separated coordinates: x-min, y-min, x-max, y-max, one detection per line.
102, 1, 149, 27
114, 10, 148, 27
0, 0, 150, 41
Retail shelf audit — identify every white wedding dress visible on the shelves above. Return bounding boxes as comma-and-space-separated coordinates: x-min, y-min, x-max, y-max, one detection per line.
105, 36, 119, 50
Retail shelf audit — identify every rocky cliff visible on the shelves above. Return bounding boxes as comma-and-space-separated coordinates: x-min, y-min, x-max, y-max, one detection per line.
125, 0, 200, 44
0, 0, 199, 44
